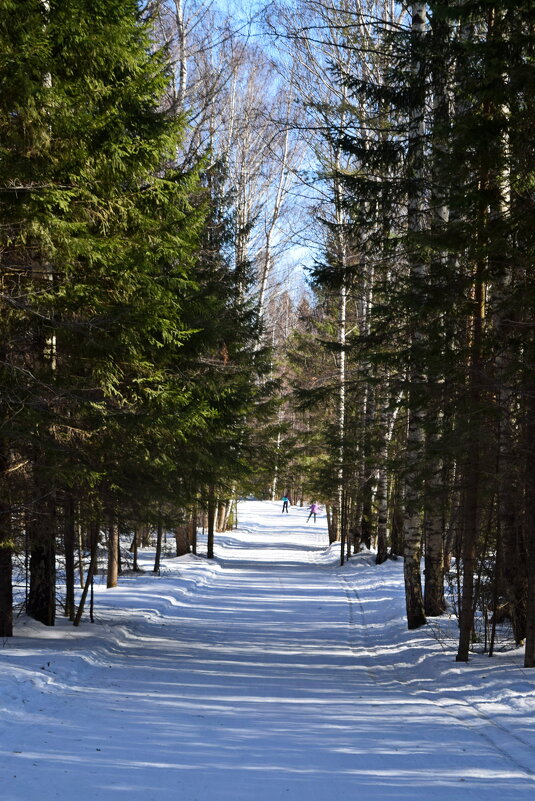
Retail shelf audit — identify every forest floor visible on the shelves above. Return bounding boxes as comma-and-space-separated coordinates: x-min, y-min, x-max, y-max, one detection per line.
2, 500, 535, 800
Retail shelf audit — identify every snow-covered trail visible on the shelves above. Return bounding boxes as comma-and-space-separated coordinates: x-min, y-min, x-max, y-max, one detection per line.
2, 501, 535, 801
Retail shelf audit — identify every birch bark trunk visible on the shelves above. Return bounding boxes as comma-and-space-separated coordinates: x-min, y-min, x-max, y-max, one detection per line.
334, 118, 348, 557
173, 0, 188, 110
257, 110, 293, 325
375, 403, 389, 565
207, 486, 216, 559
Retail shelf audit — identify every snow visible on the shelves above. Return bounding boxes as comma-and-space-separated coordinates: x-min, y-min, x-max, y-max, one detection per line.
2, 500, 535, 800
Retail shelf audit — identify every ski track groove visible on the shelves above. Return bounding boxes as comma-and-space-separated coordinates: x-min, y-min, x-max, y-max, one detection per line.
337, 562, 535, 781
117, 528, 535, 784
5, 502, 535, 801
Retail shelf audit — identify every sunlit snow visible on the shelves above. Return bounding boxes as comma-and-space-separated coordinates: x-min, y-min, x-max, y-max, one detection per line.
2, 500, 535, 800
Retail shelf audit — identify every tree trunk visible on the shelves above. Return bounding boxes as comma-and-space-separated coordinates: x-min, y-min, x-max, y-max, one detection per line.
0, 465, 12, 638
334, 143, 347, 562
130, 527, 139, 572
153, 516, 163, 574
424, 426, 446, 616
63, 492, 76, 620
391, 477, 404, 557
325, 504, 335, 544
422, 7, 450, 619
217, 500, 231, 532
73, 521, 98, 627
271, 429, 282, 502
141, 524, 151, 547
456, 463, 480, 661
0, 440, 12, 637
424, 490, 446, 616
27, 463, 57, 626
403, 534, 426, 630
402, 2, 428, 631
376, 464, 389, 565
207, 486, 216, 559
340, 489, 346, 567
456, 265, 485, 662
189, 506, 198, 555
107, 514, 119, 588
490, 59, 526, 643
175, 523, 190, 557
524, 339, 535, 667
0, 540, 13, 638
172, 0, 188, 110
361, 480, 374, 551
403, 413, 426, 629
499, 495, 527, 645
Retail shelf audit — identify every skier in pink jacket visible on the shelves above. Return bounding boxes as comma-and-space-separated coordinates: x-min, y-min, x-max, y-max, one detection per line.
307, 502, 320, 523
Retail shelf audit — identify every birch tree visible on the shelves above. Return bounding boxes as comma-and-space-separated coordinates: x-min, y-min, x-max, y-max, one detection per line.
266, 0, 411, 557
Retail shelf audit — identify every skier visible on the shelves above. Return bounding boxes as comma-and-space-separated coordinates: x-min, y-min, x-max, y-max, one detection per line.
307, 501, 320, 523
281, 495, 290, 513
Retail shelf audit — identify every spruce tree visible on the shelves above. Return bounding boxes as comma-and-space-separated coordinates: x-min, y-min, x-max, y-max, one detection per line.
0, 0, 205, 628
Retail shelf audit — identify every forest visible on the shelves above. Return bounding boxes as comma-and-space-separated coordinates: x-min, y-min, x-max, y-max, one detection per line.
1, 0, 535, 673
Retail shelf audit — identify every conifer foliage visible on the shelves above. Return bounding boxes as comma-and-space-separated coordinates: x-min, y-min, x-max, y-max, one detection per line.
281, 0, 535, 665
264, 0, 535, 666
0, 0, 261, 635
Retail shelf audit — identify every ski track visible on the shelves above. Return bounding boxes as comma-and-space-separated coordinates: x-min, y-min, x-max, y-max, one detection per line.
2, 500, 535, 801
337, 569, 535, 780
